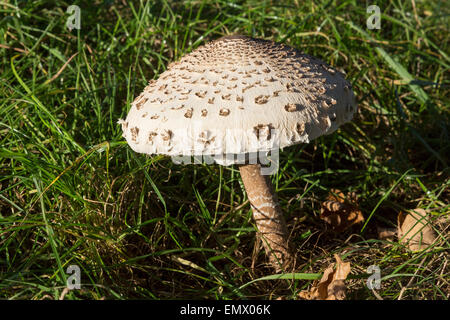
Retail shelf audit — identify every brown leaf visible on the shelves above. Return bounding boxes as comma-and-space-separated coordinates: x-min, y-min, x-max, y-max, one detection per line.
329, 188, 346, 202
299, 254, 351, 300
320, 189, 364, 232
377, 226, 397, 241
398, 209, 436, 251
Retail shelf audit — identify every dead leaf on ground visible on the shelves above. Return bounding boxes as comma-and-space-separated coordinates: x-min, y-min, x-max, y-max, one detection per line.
377, 226, 397, 241
320, 189, 364, 232
299, 254, 351, 300
398, 208, 437, 251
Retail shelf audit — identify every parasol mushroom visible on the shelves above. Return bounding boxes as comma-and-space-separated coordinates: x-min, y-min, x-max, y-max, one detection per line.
119, 35, 356, 271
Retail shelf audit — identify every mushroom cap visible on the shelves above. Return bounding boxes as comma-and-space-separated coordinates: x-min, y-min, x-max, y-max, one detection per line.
119, 35, 356, 165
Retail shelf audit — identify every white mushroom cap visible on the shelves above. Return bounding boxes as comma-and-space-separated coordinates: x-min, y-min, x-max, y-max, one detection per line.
119, 35, 356, 165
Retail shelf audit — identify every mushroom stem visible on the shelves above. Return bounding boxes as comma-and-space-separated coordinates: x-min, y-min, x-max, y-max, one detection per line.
239, 164, 293, 271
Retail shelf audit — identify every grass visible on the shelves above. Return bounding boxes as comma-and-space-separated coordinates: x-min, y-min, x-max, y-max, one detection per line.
0, 0, 449, 300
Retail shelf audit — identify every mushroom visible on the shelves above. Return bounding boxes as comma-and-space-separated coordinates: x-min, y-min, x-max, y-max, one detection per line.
119, 35, 357, 271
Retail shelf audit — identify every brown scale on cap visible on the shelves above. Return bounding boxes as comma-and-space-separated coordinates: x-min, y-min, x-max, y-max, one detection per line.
135, 97, 148, 110
180, 89, 192, 95
255, 95, 270, 104
130, 127, 139, 142
148, 132, 157, 144
184, 108, 193, 118
219, 108, 230, 116
198, 131, 216, 146
171, 104, 185, 110
221, 94, 231, 101
296, 122, 305, 135
284, 103, 304, 112
316, 86, 327, 94
161, 129, 173, 142
253, 123, 274, 140
318, 115, 331, 131
195, 90, 207, 98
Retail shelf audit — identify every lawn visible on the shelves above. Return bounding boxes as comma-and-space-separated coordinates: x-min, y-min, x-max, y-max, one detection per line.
0, 0, 448, 300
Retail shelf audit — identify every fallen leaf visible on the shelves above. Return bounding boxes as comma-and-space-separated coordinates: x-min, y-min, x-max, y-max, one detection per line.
377, 226, 397, 241
299, 254, 351, 300
398, 208, 436, 251
320, 189, 364, 232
